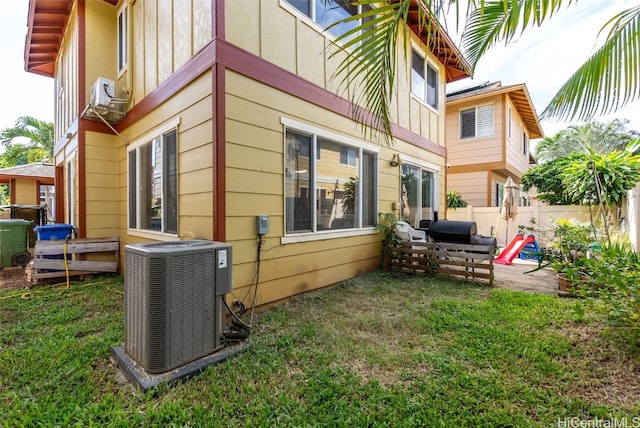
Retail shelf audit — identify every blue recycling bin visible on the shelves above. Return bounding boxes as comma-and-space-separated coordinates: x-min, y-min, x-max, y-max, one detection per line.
34, 224, 75, 241
34, 224, 75, 271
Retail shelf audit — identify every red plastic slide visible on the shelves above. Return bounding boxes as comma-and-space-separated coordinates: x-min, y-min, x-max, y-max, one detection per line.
494, 233, 536, 265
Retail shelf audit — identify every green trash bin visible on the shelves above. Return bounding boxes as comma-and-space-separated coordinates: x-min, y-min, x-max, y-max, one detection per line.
0, 219, 33, 268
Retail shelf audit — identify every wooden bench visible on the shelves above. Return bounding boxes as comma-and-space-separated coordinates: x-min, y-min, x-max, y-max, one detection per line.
29, 237, 119, 281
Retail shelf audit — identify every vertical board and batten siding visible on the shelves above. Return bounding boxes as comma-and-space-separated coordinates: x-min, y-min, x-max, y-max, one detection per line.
127, 0, 212, 111
84, 2, 116, 98
54, 5, 78, 144
225, 0, 445, 146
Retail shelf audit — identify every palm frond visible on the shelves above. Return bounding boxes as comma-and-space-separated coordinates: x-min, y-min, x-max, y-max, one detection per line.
542, 5, 640, 121
330, 1, 417, 144
461, 0, 570, 71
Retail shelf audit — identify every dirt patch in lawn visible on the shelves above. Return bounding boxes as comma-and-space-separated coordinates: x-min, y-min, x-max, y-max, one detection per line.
493, 258, 559, 295
559, 325, 640, 408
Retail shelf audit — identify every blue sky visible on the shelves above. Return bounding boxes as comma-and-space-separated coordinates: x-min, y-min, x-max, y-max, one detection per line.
1, 0, 638, 141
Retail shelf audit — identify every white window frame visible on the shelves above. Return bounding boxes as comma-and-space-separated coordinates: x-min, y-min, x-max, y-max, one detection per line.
280, 0, 371, 43
398, 154, 440, 224
410, 46, 439, 110
117, 4, 128, 75
127, 118, 180, 240
459, 104, 494, 140
281, 117, 379, 244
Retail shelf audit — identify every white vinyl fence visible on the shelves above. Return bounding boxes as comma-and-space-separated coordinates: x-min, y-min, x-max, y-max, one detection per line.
446, 204, 602, 248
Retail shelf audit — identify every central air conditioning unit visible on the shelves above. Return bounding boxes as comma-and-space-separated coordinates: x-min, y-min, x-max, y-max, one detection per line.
90, 77, 115, 109
124, 240, 232, 374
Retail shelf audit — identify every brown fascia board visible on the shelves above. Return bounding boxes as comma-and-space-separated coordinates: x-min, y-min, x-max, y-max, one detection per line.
396, 0, 472, 83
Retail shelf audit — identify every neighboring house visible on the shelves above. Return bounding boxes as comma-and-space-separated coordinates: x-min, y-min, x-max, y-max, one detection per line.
24, 0, 469, 309
0, 162, 54, 209
445, 81, 543, 208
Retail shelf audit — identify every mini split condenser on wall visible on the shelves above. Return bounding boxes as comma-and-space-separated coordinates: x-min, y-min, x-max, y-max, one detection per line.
124, 240, 232, 374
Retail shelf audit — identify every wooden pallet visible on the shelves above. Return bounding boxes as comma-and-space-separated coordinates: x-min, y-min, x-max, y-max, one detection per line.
29, 237, 119, 281
387, 241, 495, 285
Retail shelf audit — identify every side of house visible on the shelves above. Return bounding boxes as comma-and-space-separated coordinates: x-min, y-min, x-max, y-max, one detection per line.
25, 0, 470, 308
445, 81, 543, 208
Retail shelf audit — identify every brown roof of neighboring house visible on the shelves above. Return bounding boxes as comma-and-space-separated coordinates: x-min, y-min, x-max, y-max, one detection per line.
447, 81, 544, 139
0, 162, 55, 184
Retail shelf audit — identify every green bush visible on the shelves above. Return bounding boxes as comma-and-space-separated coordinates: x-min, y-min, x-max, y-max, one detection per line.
446, 190, 468, 209
582, 239, 640, 329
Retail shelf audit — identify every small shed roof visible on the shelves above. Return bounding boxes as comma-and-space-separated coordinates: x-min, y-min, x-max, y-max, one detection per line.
0, 162, 55, 184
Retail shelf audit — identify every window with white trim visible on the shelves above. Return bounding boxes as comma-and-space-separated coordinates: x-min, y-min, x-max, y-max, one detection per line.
401, 163, 438, 227
460, 104, 494, 139
284, 0, 371, 41
284, 124, 377, 234
507, 106, 512, 138
523, 131, 529, 155
411, 48, 438, 109
117, 5, 128, 74
128, 129, 177, 234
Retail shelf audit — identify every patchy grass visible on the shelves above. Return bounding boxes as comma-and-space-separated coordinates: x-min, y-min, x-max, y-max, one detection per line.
0, 272, 638, 426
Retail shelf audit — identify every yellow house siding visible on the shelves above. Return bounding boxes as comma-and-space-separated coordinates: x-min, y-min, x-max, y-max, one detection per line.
225, 69, 384, 306
296, 23, 326, 88
128, 0, 212, 111
224, 1, 445, 149
192, 0, 212, 52
54, 4, 78, 143
115, 72, 213, 253
261, 2, 297, 74
173, 1, 193, 70
225, 0, 260, 55
85, 1, 116, 99
13, 179, 36, 205
157, 3, 173, 84
84, 131, 118, 238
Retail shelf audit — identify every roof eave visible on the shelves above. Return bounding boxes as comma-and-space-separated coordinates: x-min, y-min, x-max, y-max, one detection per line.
402, 0, 472, 83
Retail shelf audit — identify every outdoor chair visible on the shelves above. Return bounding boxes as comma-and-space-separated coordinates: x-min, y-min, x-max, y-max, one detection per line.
396, 221, 427, 246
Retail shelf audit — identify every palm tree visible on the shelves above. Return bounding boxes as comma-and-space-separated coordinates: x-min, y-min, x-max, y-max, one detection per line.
0, 116, 54, 166
332, 1, 640, 141
534, 119, 640, 163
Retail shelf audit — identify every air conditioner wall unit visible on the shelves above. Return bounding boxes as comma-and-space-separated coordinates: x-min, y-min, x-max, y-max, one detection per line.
90, 77, 115, 109
124, 240, 232, 374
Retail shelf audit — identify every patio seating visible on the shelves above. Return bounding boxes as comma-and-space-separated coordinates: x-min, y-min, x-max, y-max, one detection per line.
396, 221, 427, 245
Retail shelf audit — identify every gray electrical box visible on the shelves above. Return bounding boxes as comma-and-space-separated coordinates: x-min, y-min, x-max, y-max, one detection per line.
256, 215, 269, 235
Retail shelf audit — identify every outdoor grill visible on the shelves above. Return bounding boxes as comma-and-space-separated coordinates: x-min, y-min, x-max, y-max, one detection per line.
427, 220, 477, 244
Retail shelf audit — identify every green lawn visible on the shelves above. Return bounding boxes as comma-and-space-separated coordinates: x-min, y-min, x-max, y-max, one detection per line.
0, 272, 638, 427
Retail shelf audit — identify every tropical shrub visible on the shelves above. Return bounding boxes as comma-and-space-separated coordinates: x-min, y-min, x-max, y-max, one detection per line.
446, 190, 468, 209
580, 239, 640, 330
